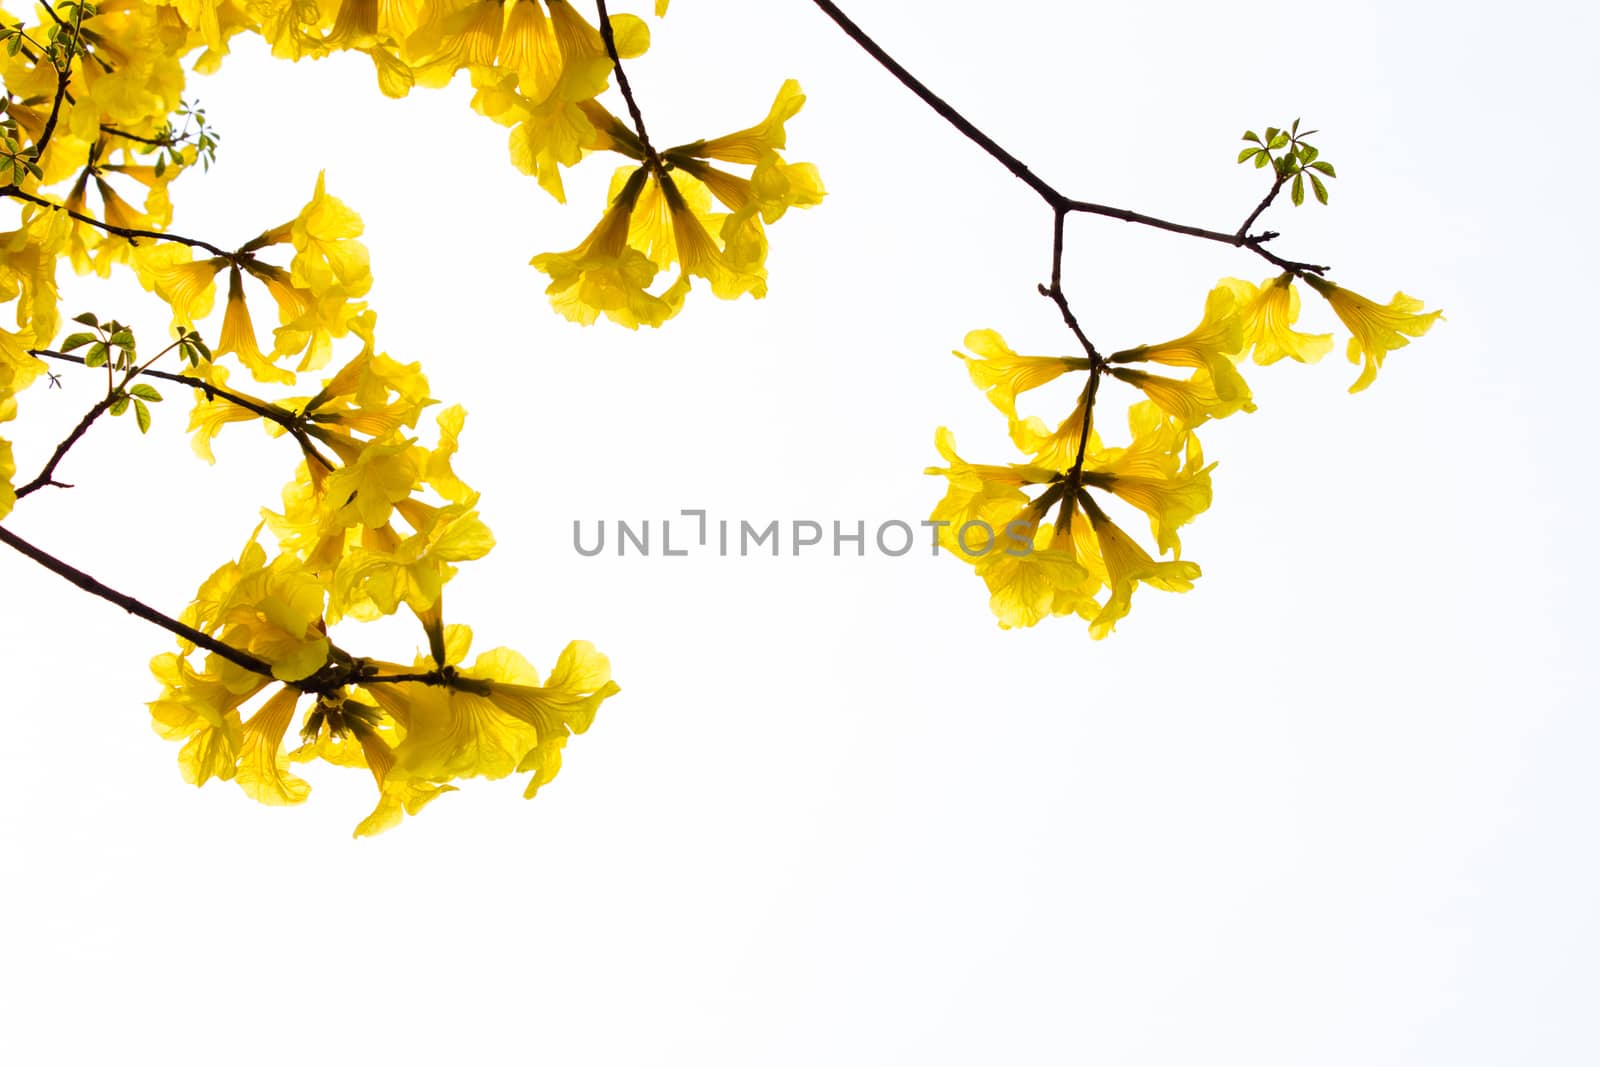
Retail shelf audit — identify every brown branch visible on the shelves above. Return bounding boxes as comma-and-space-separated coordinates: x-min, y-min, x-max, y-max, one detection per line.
807, 0, 1328, 276
13, 390, 115, 498
100, 125, 176, 148
32, 349, 338, 471
0, 185, 235, 258
594, 0, 659, 164
1036, 207, 1103, 526
0, 524, 277, 678
1237, 172, 1288, 240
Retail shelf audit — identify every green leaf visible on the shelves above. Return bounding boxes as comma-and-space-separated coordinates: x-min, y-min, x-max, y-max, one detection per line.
109, 395, 128, 416
1291, 117, 1301, 134
59, 331, 95, 351
1299, 144, 1318, 163
1291, 173, 1305, 206
1268, 132, 1290, 150
1237, 147, 1259, 164
1242, 130, 1262, 144
72, 311, 99, 327
1310, 173, 1329, 204
134, 399, 151, 433
1254, 152, 1269, 169
84, 342, 108, 368
129, 383, 162, 402
109, 329, 135, 347
1265, 126, 1280, 142
1308, 160, 1337, 177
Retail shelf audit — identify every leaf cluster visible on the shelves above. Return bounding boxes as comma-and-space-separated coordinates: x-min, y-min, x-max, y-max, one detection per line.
1239, 118, 1338, 205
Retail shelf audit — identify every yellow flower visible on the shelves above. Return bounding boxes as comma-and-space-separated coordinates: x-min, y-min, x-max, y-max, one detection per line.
1079, 494, 1201, 639
1304, 275, 1442, 392
0, 436, 16, 521
974, 503, 1096, 629
288, 172, 373, 299
183, 538, 331, 691
1082, 403, 1213, 557
147, 652, 265, 787
956, 328, 1087, 418
321, 435, 421, 530
1220, 274, 1333, 366
925, 427, 1053, 558
1008, 383, 1093, 472
1108, 284, 1252, 411
235, 686, 311, 805
530, 167, 684, 328
331, 501, 495, 621
358, 625, 619, 830
1107, 364, 1254, 430
217, 266, 294, 384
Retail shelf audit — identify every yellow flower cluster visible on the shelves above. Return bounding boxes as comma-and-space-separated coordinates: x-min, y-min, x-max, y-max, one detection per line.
0, 4, 619, 833
531, 81, 825, 328
933, 274, 1440, 635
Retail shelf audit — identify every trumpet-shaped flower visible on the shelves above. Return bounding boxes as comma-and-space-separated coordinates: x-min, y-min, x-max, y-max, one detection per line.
1079, 494, 1201, 639
1304, 275, 1442, 392
956, 328, 1087, 418
531, 167, 684, 328
1220, 274, 1333, 365
974, 504, 1096, 629
0, 436, 15, 520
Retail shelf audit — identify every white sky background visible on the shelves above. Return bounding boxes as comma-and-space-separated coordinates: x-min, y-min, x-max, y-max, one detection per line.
1, 0, 1595, 1063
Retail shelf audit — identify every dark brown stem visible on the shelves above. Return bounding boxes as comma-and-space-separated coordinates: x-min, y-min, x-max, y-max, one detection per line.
28, 5, 81, 163
594, 0, 659, 164
807, 0, 1328, 276
807, 0, 1058, 206
100, 126, 176, 148
32, 349, 338, 471
0, 185, 235, 258
0, 524, 277, 678
13, 392, 115, 498
1036, 208, 1103, 519
1237, 172, 1287, 240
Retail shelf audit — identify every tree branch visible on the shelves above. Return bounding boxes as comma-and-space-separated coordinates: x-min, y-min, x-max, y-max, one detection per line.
0, 184, 236, 258
32, 349, 338, 471
0, 523, 277, 678
594, 0, 659, 164
807, 0, 1328, 275
13, 391, 116, 498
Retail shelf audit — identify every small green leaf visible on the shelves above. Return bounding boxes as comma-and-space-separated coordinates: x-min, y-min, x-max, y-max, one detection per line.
1291, 173, 1305, 206
1265, 126, 1280, 142
109, 395, 129, 416
1237, 147, 1259, 163
1254, 152, 1269, 169
1310, 173, 1329, 204
1269, 132, 1290, 150
1308, 160, 1337, 177
1242, 130, 1262, 144
59, 331, 95, 351
72, 311, 99, 327
134, 399, 151, 433
129, 383, 162, 402
109, 329, 134, 347
1299, 144, 1318, 163
85, 342, 108, 368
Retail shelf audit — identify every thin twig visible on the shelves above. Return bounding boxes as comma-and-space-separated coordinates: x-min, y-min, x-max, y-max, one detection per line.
1237, 172, 1287, 240
0, 524, 278, 678
0, 185, 235, 258
806, 0, 1328, 276
13, 392, 116, 498
32, 349, 338, 471
27, 4, 82, 163
594, 0, 659, 164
